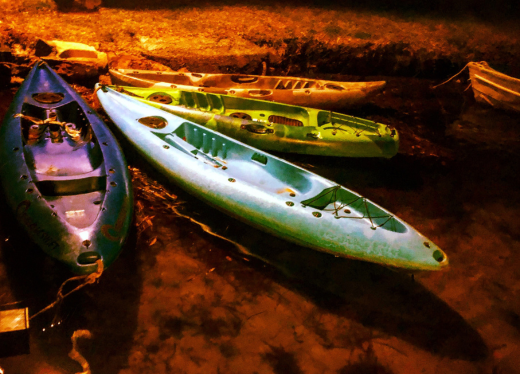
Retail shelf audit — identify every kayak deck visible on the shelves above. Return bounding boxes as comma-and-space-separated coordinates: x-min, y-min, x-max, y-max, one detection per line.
109, 68, 387, 110
115, 86, 399, 158
156, 120, 403, 231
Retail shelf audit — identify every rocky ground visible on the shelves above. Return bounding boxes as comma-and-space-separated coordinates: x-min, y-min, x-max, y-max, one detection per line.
1, 1, 520, 374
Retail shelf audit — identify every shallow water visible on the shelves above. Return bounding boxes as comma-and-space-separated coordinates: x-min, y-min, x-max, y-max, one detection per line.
1, 77, 520, 374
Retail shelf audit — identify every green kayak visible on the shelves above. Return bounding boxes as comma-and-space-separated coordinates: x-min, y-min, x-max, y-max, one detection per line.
112, 86, 399, 158
97, 84, 448, 271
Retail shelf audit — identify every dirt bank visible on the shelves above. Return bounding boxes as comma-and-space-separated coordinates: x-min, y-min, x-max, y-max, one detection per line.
1, 0, 520, 82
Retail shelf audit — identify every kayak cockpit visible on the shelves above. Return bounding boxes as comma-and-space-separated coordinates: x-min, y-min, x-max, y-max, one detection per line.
144, 118, 314, 194
145, 115, 406, 233
21, 101, 103, 177
19, 100, 107, 228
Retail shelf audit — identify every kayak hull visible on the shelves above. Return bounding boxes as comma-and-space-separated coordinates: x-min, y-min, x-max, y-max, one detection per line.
97, 85, 447, 272
109, 68, 386, 110
114, 86, 399, 158
0, 62, 133, 274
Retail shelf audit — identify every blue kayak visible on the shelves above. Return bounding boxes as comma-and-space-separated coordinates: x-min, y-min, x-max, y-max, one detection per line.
0, 62, 133, 274
96, 84, 448, 271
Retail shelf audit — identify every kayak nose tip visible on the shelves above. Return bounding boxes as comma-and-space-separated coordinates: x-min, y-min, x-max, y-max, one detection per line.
423, 241, 449, 269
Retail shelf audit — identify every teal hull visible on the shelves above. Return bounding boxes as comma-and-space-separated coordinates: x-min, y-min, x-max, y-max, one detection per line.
97, 85, 448, 271
0, 62, 133, 274
114, 86, 399, 158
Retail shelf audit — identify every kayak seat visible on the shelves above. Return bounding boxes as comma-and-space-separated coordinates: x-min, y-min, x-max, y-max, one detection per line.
34, 174, 107, 196
170, 122, 230, 160
166, 122, 314, 192
20, 101, 103, 174
199, 77, 218, 87
24, 138, 103, 176
160, 73, 192, 86
26, 146, 106, 195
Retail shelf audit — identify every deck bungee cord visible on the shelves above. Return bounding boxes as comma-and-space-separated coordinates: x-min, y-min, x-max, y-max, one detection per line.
300, 185, 395, 230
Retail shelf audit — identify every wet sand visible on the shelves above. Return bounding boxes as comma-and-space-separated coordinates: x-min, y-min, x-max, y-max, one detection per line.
1, 75, 520, 373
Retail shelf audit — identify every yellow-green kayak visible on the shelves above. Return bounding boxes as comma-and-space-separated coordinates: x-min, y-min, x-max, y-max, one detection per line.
113, 85, 399, 158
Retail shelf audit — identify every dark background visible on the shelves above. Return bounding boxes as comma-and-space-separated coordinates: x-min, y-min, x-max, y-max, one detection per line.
57, 0, 520, 20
